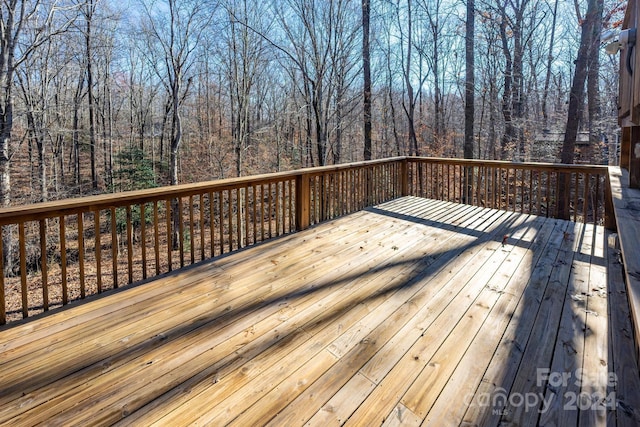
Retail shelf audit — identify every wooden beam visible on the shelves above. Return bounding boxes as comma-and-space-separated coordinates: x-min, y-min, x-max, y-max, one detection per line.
608, 166, 640, 361
622, 126, 631, 170
400, 158, 409, 197
632, 127, 640, 188
295, 173, 310, 231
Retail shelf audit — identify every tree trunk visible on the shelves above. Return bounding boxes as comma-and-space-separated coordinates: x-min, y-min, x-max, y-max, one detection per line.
542, 0, 559, 128
464, 0, 475, 202
558, 0, 598, 219
86, 1, 98, 190
499, 11, 514, 160
362, 0, 372, 160
587, 0, 604, 162
404, 0, 419, 156
560, 0, 597, 164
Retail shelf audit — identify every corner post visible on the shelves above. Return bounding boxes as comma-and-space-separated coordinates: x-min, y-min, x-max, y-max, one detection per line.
296, 173, 311, 230
400, 158, 409, 197
604, 168, 616, 230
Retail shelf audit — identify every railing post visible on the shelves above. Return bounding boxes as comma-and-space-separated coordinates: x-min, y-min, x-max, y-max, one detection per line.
621, 127, 631, 170
296, 173, 310, 231
401, 158, 409, 196
605, 169, 616, 230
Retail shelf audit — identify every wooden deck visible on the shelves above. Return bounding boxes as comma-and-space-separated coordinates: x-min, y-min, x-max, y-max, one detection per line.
1, 196, 639, 426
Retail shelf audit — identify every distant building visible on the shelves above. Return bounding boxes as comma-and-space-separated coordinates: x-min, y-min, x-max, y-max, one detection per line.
532, 129, 608, 164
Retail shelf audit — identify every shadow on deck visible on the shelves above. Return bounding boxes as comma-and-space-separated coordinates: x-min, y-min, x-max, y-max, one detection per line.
0, 196, 639, 426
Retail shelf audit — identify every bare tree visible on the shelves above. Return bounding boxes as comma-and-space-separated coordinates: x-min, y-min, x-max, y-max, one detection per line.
224, 0, 268, 177
398, 0, 419, 156
464, 0, 475, 202
362, 0, 372, 160
140, 0, 215, 248
140, 0, 215, 186
558, 0, 600, 219
0, 0, 76, 206
560, 0, 599, 164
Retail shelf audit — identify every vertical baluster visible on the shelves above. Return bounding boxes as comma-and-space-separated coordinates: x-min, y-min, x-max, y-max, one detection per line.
485, 167, 489, 208
19, 222, 27, 317
154, 201, 160, 275
189, 195, 195, 264
39, 219, 48, 312
276, 182, 281, 235
236, 187, 242, 247
288, 180, 293, 233
227, 190, 233, 250
595, 174, 601, 225
528, 169, 533, 214
252, 185, 258, 243
435, 164, 439, 200
228, 189, 233, 250
209, 191, 215, 256
126, 206, 133, 283
425, 163, 435, 199
506, 168, 511, 211
446, 164, 450, 201
458, 164, 462, 203
177, 198, 184, 267
349, 170, 354, 210
554, 172, 561, 218
166, 199, 172, 271
219, 191, 225, 253
583, 173, 590, 223
111, 207, 118, 288
495, 168, 500, 210
59, 217, 68, 305
536, 171, 542, 216
200, 194, 205, 260
268, 182, 277, 238
261, 185, 266, 241
244, 186, 250, 245
78, 213, 86, 298
574, 173, 579, 222
141, 203, 147, 279
95, 212, 102, 293
520, 168, 525, 213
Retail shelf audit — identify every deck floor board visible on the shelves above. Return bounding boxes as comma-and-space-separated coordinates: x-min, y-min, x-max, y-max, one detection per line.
0, 196, 637, 426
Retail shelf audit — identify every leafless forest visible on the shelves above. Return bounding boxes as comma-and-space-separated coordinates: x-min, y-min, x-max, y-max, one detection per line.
0, 0, 626, 208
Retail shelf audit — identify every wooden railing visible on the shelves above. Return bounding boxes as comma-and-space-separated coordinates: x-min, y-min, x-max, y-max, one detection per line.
0, 157, 611, 325
0, 158, 403, 324
406, 158, 612, 226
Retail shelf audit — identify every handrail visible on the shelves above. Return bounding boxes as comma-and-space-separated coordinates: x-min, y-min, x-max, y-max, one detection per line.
0, 157, 406, 225
408, 156, 609, 173
406, 157, 611, 227
0, 156, 612, 325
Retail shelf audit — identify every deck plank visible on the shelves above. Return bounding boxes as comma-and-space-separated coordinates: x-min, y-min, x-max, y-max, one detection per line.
119, 200, 481, 425
420, 217, 565, 426
607, 234, 640, 426
537, 221, 590, 427
0, 196, 636, 427
492, 219, 578, 426
579, 224, 611, 426
7, 200, 451, 425
341, 215, 539, 426
184, 206, 510, 425
256, 216, 510, 426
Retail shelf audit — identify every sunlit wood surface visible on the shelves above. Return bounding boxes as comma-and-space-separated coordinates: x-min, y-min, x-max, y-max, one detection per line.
1, 196, 638, 426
